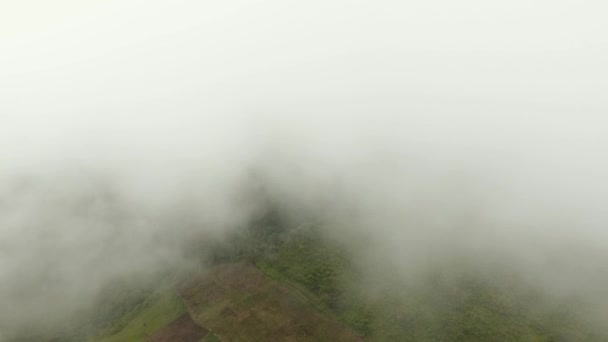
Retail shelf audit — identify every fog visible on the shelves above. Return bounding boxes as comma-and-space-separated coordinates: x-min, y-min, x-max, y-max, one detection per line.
1, 0, 608, 338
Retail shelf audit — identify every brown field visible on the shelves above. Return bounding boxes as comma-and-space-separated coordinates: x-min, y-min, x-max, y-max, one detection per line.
177, 262, 362, 342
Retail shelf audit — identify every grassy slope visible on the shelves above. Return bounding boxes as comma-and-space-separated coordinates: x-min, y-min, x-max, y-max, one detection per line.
92, 288, 186, 342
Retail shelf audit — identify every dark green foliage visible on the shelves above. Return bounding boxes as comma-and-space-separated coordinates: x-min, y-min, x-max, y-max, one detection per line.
203, 205, 291, 264
53, 209, 605, 342
340, 304, 375, 337
255, 226, 602, 341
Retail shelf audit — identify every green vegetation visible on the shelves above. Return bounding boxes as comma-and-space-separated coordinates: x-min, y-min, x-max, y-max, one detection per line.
58, 210, 604, 341
202, 332, 221, 342
92, 288, 186, 341
253, 226, 602, 341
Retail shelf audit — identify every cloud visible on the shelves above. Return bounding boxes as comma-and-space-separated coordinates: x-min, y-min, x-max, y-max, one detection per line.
1, 0, 607, 337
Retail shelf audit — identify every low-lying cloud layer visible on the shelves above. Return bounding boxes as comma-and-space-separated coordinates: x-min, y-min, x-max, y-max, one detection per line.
1, 0, 607, 338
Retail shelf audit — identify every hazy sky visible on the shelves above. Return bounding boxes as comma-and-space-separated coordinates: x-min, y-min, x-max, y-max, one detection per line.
1, 0, 608, 338
1, 0, 606, 173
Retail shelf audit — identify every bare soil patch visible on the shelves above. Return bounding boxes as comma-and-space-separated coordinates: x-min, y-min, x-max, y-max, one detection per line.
179, 262, 362, 341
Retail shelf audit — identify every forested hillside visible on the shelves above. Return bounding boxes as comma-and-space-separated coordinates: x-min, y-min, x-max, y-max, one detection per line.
67, 212, 604, 342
